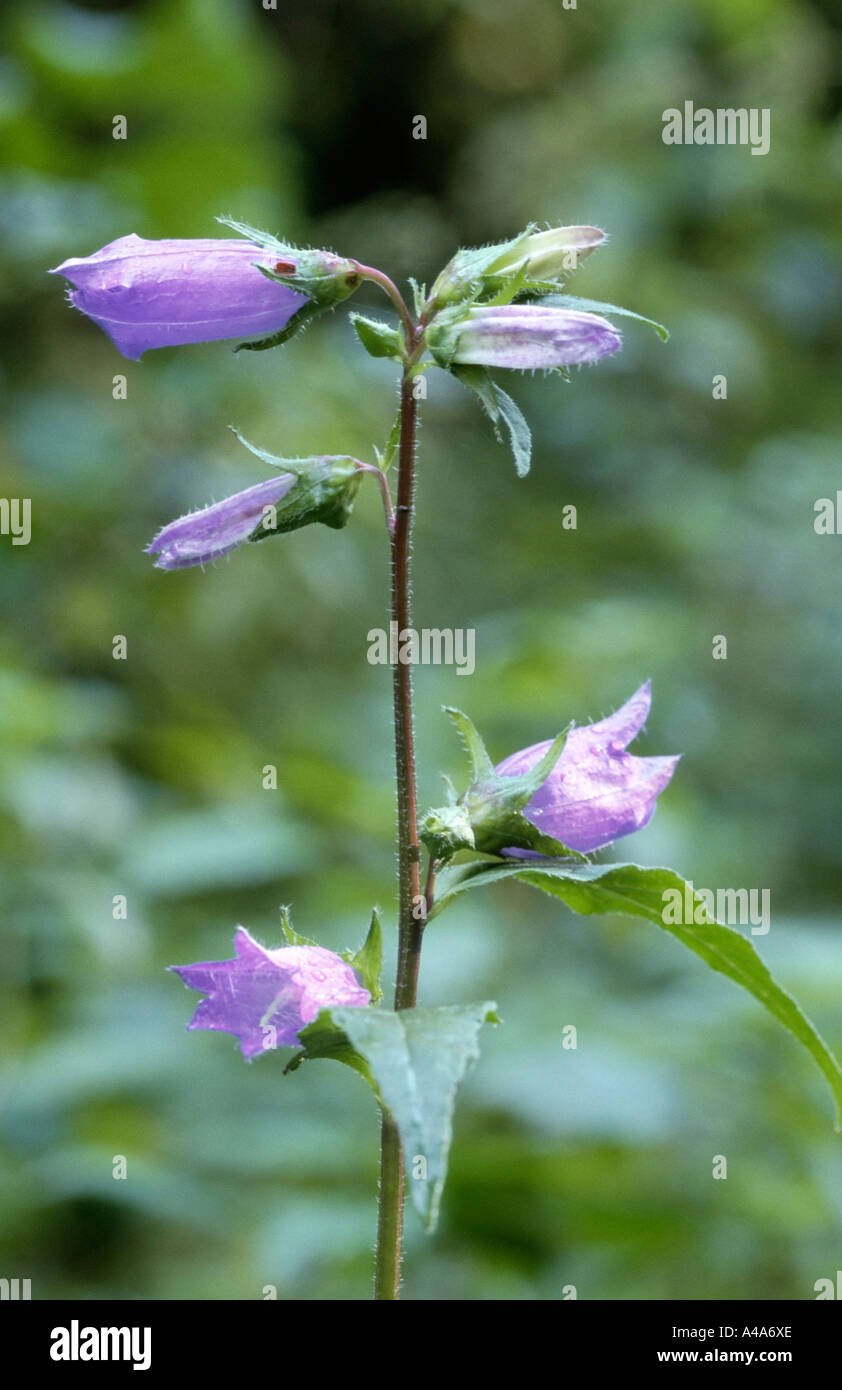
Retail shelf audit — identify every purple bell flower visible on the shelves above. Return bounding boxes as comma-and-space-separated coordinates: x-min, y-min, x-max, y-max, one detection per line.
444, 304, 622, 370
147, 474, 297, 569
49, 234, 308, 360
495, 681, 679, 855
171, 927, 371, 1059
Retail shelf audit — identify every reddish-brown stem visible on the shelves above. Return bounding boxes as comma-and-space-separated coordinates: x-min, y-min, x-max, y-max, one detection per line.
373, 302, 425, 1298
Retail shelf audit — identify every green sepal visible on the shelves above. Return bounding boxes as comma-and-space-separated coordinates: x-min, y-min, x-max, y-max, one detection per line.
450, 366, 532, 477
217, 215, 362, 309
232, 300, 324, 354
408, 277, 426, 318
341, 908, 383, 1003
443, 706, 494, 780
227, 430, 362, 537
279, 905, 318, 948
537, 294, 669, 341
440, 772, 459, 805
423, 710, 580, 861
350, 313, 404, 361
428, 227, 537, 309
420, 803, 475, 860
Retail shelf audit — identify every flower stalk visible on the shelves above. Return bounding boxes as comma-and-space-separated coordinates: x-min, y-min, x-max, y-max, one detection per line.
374, 311, 425, 1298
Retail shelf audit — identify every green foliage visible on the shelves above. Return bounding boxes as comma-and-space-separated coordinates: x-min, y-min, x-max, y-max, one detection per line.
432, 862, 842, 1126
293, 1002, 498, 1230
538, 295, 669, 342
451, 366, 532, 476
349, 314, 404, 362
2, 0, 841, 1301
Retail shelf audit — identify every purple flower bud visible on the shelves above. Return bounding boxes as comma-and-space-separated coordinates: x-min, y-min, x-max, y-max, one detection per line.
147, 474, 297, 569
171, 927, 371, 1059
432, 304, 622, 370
495, 681, 679, 855
50, 234, 309, 360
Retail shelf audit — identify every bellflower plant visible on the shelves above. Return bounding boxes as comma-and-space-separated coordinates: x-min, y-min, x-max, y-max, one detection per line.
52, 219, 842, 1300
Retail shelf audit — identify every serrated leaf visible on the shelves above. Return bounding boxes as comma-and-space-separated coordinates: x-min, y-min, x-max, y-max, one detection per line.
493, 383, 532, 477
539, 294, 669, 341
350, 313, 403, 360
431, 860, 842, 1127
332, 1002, 499, 1229
451, 366, 532, 476
285, 1011, 373, 1084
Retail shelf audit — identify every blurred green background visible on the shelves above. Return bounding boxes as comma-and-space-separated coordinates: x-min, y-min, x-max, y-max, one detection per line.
2, 0, 841, 1301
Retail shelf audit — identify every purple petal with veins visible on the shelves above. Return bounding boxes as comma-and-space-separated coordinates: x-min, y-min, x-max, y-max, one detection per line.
496, 680, 679, 855
171, 927, 370, 1059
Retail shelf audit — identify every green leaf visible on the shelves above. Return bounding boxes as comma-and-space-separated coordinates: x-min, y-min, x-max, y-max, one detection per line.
288, 1002, 498, 1227
345, 1002, 500, 1229
451, 366, 532, 476
342, 908, 383, 1003
431, 860, 842, 1127
443, 705, 494, 780
284, 1011, 373, 1085
539, 294, 669, 341
493, 384, 532, 477
350, 313, 404, 361
375, 404, 402, 472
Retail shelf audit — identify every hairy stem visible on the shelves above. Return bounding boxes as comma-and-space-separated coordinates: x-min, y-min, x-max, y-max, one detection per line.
353, 262, 416, 343
373, 333, 424, 1299
374, 1111, 404, 1300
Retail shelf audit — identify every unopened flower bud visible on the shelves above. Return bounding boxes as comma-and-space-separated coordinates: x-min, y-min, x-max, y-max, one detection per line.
428, 224, 606, 310
428, 304, 621, 371
50, 235, 309, 360
147, 449, 364, 570
484, 225, 606, 284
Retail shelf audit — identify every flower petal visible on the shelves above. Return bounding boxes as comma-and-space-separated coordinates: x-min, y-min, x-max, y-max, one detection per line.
147, 474, 296, 569
51, 235, 308, 360
171, 927, 370, 1059
495, 682, 679, 854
